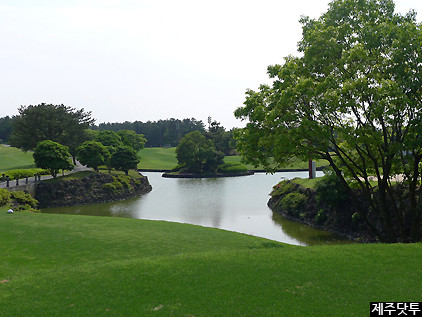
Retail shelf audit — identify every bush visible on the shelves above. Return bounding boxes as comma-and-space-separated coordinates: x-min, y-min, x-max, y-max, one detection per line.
314, 209, 328, 224
315, 172, 348, 208
10, 191, 38, 208
2, 168, 49, 180
271, 180, 296, 197
0, 188, 11, 206
217, 163, 248, 174
280, 192, 307, 217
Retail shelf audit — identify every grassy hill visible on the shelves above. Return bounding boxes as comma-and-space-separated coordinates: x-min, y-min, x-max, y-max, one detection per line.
0, 144, 35, 171
0, 211, 420, 316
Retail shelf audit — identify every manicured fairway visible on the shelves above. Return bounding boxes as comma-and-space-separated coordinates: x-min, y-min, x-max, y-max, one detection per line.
0, 212, 420, 316
138, 147, 178, 170
0, 145, 35, 171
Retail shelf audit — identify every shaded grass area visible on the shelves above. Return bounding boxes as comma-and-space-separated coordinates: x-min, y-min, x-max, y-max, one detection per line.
0, 145, 35, 172
0, 212, 420, 316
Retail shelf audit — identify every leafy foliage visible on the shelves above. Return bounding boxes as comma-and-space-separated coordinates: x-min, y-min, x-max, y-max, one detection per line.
176, 131, 224, 173
10, 191, 38, 208
94, 130, 123, 147
94, 118, 206, 147
33, 140, 73, 178
109, 145, 140, 175
235, 0, 422, 242
315, 172, 348, 209
9, 104, 94, 163
76, 141, 110, 172
0, 188, 11, 206
2, 168, 49, 180
117, 130, 146, 152
280, 192, 307, 217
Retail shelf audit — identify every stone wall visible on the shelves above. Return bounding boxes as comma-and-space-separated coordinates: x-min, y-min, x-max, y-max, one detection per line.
35, 173, 152, 208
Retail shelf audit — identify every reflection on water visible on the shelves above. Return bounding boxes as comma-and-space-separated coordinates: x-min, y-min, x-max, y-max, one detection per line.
42, 171, 351, 246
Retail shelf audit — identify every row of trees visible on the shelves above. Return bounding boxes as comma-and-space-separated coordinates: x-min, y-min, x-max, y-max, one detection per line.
92, 118, 206, 147
1, 109, 236, 153
235, 0, 422, 242
3, 103, 144, 176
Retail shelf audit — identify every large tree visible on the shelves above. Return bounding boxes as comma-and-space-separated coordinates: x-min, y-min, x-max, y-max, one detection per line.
10, 103, 94, 163
117, 130, 146, 152
234, 0, 422, 242
76, 141, 110, 172
109, 145, 140, 175
33, 140, 73, 178
176, 131, 224, 174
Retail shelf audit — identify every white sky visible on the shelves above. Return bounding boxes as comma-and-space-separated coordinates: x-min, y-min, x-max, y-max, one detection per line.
1, 0, 421, 129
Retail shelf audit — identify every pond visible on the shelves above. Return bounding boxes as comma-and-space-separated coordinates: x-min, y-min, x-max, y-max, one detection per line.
42, 171, 351, 246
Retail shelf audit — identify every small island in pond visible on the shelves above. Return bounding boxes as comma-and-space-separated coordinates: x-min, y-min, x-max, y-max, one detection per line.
165, 131, 252, 178
162, 169, 254, 178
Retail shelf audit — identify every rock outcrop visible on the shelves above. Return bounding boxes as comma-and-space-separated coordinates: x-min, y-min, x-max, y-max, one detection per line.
35, 173, 152, 208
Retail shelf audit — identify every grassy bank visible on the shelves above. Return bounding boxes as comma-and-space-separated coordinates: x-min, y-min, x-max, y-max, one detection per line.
0, 212, 420, 316
138, 147, 328, 171
0, 145, 35, 171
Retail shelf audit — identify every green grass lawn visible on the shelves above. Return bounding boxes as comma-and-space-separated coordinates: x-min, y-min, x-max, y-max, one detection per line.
0, 145, 35, 172
139, 147, 328, 171
0, 212, 420, 316
138, 147, 178, 170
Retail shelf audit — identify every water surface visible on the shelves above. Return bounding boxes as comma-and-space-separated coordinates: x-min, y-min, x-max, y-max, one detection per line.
42, 171, 350, 246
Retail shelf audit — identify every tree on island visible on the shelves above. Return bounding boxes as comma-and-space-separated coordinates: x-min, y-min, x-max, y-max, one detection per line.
33, 140, 73, 178
76, 141, 110, 172
10, 103, 94, 163
176, 131, 224, 174
109, 145, 140, 175
234, 0, 422, 242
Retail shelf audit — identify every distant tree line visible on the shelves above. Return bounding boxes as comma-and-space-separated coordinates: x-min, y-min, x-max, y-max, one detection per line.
91, 118, 206, 147
0, 107, 237, 155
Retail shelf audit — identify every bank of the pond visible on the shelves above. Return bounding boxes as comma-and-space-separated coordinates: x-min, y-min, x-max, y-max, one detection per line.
162, 171, 255, 178
1, 212, 421, 316
35, 172, 152, 208
268, 180, 376, 242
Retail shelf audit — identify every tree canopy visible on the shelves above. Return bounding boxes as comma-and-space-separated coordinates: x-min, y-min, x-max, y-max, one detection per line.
76, 141, 110, 172
33, 140, 73, 178
10, 103, 94, 162
109, 145, 140, 175
234, 0, 422, 242
176, 131, 224, 174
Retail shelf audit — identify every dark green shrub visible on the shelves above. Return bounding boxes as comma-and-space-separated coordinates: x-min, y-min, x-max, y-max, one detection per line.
10, 191, 38, 208
116, 175, 132, 190
280, 192, 307, 217
315, 172, 348, 208
0, 188, 11, 206
217, 163, 248, 174
314, 209, 328, 224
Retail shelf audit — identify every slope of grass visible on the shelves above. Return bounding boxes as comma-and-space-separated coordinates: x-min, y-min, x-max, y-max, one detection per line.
0, 145, 35, 171
0, 212, 420, 316
138, 147, 178, 170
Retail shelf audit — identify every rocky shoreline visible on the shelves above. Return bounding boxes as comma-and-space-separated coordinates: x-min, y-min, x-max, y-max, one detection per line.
267, 180, 377, 243
35, 173, 152, 208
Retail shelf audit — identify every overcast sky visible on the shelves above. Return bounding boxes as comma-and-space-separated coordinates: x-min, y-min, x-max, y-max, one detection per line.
1, 0, 421, 129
